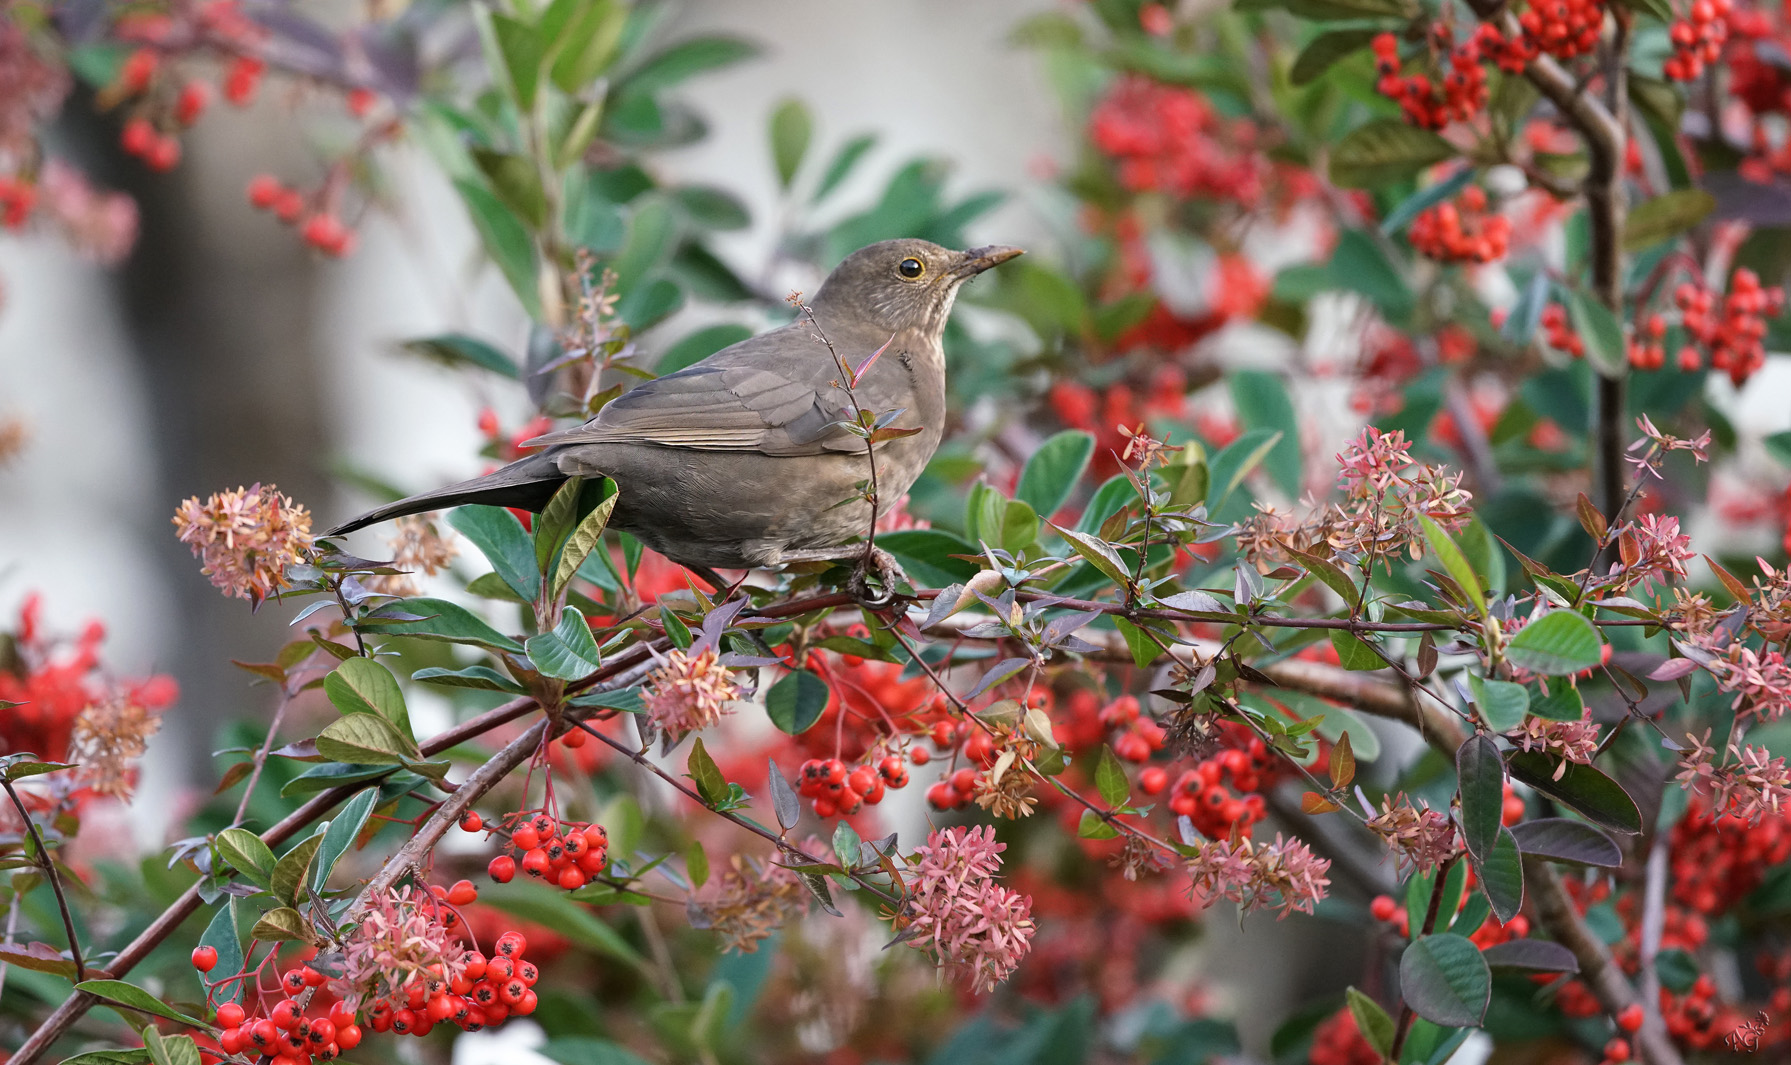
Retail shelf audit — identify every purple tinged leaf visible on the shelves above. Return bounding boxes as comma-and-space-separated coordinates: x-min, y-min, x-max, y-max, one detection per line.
966, 658, 1032, 701
1508, 818, 1623, 867
1398, 933, 1491, 1028
1457, 734, 1505, 862
1480, 938, 1579, 973
1648, 658, 1699, 681
1506, 752, 1643, 834
767, 760, 801, 830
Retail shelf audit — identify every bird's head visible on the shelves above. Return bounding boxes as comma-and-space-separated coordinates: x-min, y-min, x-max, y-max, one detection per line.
810, 239, 1023, 342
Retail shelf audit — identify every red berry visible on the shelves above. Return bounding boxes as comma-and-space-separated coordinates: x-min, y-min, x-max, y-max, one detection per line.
119, 49, 159, 94
1617, 1004, 1644, 1032
175, 81, 210, 125
271, 999, 301, 1030
511, 824, 541, 851
247, 174, 283, 209
496, 930, 527, 957
460, 811, 483, 832
488, 854, 516, 883
1370, 895, 1399, 921
191, 945, 218, 972
282, 969, 308, 994
1139, 766, 1169, 795
336, 1025, 362, 1051
217, 1002, 246, 1028
447, 879, 478, 906
558, 865, 587, 890
328, 1001, 354, 1028
1604, 1037, 1631, 1062
522, 847, 551, 878
121, 118, 157, 157
145, 136, 181, 172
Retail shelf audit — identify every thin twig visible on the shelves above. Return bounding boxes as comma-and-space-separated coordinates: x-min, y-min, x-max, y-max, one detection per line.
2, 778, 85, 983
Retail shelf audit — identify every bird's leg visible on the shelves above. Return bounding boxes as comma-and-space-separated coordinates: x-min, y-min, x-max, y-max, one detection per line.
775, 546, 909, 608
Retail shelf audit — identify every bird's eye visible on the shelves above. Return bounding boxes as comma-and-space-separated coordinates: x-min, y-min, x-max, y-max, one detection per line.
897, 257, 925, 279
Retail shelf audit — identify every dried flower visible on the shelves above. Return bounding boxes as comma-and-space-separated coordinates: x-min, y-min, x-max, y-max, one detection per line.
362, 513, 458, 597
1675, 732, 1791, 824
902, 825, 1036, 993
68, 693, 161, 799
172, 484, 314, 604
1185, 833, 1331, 918
642, 647, 740, 733
1511, 713, 1600, 777
337, 885, 468, 1014
688, 853, 810, 953
0, 414, 25, 465
1365, 794, 1459, 875
970, 740, 1039, 819
1110, 834, 1176, 881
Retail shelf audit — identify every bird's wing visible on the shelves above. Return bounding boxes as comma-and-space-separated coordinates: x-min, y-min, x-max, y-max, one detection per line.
525, 362, 860, 457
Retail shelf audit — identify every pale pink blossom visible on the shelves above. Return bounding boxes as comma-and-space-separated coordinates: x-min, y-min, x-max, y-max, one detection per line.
1337, 427, 1416, 500
641, 647, 740, 733
1709, 645, 1791, 721
38, 160, 138, 265
1186, 833, 1331, 918
1617, 513, 1694, 594
1365, 794, 1459, 875
1511, 713, 1600, 777
172, 484, 314, 604
903, 825, 1036, 993
1675, 732, 1791, 824
337, 885, 469, 1015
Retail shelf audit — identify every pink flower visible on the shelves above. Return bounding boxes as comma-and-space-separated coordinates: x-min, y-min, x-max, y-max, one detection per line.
1186, 833, 1331, 918
1617, 513, 1694, 594
1337, 427, 1416, 500
1365, 794, 1459, 875
1709, 645, 1791, 721
1511, 713, 1600, 777
38, 160, 138, 265
641, 647, 740, 734
1675, 732, 1791, 824
903, 825, 1036, 993
337, 885, 469, 1015
172, 483, 314, 604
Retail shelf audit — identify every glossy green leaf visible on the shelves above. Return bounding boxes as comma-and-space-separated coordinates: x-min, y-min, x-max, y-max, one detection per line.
1346, 987, 1396, 1058
250, 906, 311, 943
1418, 514, 1485, 617
1078, 807, 1120, 839
688, 738, 728, 807
323, 657, 410, 738
1331, 120, 1455, 189
813, 134, 876, 203
315, 713, 420, 767
310, 787, 379, 894
1096, 745, 1129, 807
1507, 751, 1642, 833
1016, 430, 1095, 520
75, 980, 208, 1027
482, 881, 648, 969
1456, 733, 1504, 862
411, 665, 528, 693
1229, 371, 1302, 498
527, 607, 605, 681
215, 828, 275, 888
1506, 610, 1602, 675
553, 478, 620, 598
359, 597, 525, 653
1467, 675, 1529, 732
1330, 631, 1384, 671
197, 901, 244, 1005
452, 178, 541, 318
1290, 29, 1378, 86
271, 834, 324, 907
1398, 933, 1490, 1027
1207, 428, 1283, 513
766, 670, 829, 735
448, 506, 541, 602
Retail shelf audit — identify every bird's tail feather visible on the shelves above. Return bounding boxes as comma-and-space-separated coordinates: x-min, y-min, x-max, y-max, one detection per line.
324, 453, 565, 537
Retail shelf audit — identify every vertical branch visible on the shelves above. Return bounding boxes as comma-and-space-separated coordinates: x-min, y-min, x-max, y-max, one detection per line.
2, 779, 85, 983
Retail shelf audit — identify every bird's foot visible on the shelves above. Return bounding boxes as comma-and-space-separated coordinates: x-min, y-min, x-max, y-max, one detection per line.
849, 547, 909, 609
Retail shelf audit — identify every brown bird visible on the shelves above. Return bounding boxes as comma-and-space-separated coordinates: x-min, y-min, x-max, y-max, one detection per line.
327, 239, 1023, 591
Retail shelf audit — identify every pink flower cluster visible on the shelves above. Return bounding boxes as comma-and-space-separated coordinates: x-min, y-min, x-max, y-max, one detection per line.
1185, 833, 1331, 918
903, 825, 1036, 993
337, 885, 469, 1014
1364, 794, 1459, 875
37, 160, 139, 266
1511, 713, 1600, 776
641, 647, 740, 734
172, 483, 314, 603
1710, 645, 1791, 721
1615, 513, 1695, 595
1676, 733, 1791, 824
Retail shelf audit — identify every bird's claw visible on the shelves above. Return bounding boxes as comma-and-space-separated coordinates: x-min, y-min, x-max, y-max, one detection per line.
848, 547, 908, 609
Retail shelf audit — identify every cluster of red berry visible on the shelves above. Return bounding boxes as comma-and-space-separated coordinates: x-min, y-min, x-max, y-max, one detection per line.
108, 33, 264, 174
797, 752, 911, 817
1163, 727, 1280, 838
1541, 302, 1587, 358
371, 932, 543, 1036
474, 812, 609, 891
1409, 186, 1512, 263
1367, 893, 1529, 946
1669, 797, 1791, 914
1087, 75, 1271, 208
1100, 695, 1169, 762
1628, 313, 1673, 370
1674, 271, 1785, 386
245, 175, 356, 257
1372, 29, 1489, 130
202, 963, 364, 1064
1508, 0, 1607, 60
1665, 0, 1733, 80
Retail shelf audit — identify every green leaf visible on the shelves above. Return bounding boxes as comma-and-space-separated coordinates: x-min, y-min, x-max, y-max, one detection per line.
1383, 168, 1475, 235
1456, 734, 1505, 862
315, 713, 420, 767
472, 148, 549, 229
280, 762, 398, 797
271, 834, 324, 907
0, 759, 74, 781
546, 0, 627, 92
674, 185, 751, 230
59, 1051, 155, 1065
1564, 289, 1628, 379
1467, 675, 1529, 732
1291, 29, 1379, 86
1096, 745, 1129, 807
1330, 229, 1413, 321
143, 1028, 200, 1065
1057, 527, 1132, 586
359, 597, 525, 653
534, 477, 584, 577
482, 881, 648, 969
1506, 610, 1602, 675
1763, 430, 1791, 469
1509, 817, 1622, 866
488, 12, 543, 109
553, 479, 620, 598
1346, 988, 1396, 1058
411, 665, 528, 693
1624, 188, 1714, 251
1474, 827, 1525, 922
1418, 515, 1485, 617
769, 97, 812, 188
877, 529, 979, 586
1330, 120, 1456, 189
214, 828, 276, 888
1228, 371, 1302, 498
1398, 934, 1490, 1027
620, 35, 759, 95
399, 334, 519, 379
197, 901, 244, 1005
539, 1037, 654, 1065
1115, 617, 1168, 667
1529, 683, 1585, 721
1206, 428, 1283, 513
527, 607, 604, 681
250, 906, 311, 943
1612, 0, 1673, 22
688, 738, 728, 806
1077, 807, 1120, 839
310, 787, 379, 894
813, 134, 876, 203
766, 671, 830, 735
452, 178, 541, 319
831, 819, 861, 870
1015, 430, 1095, 519
448, 505, 541, 602
323, 657, 411, 738
1288, 548, 1361, 605
1506, 752, 1642, 833
1330, 631, 1384, 671
75, 980, 208, 1028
